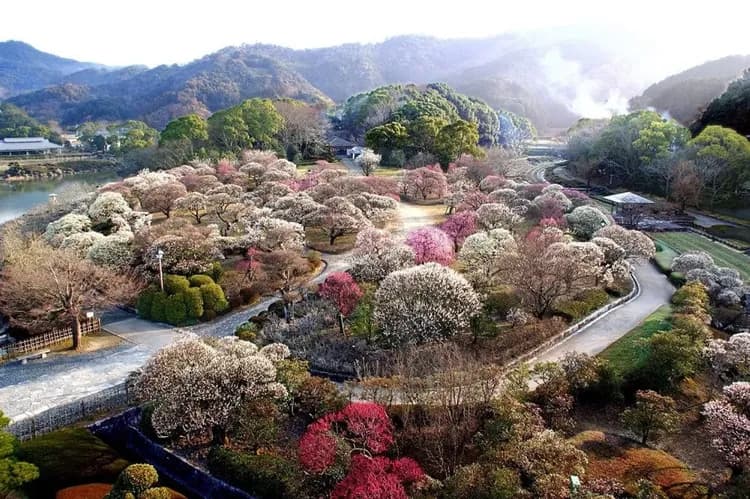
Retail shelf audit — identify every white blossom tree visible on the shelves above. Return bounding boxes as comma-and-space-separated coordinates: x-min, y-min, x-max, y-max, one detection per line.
134, 336, 289, 443
303, 196, 370, 246
349, 227, 415, 282
459, 228, 517, 288
705, 333, 750, 381
87, 233, 135, 271
476, 203, 523, 232
174, 192, 209, 224
702, 381, 750, 474
354, 149, 382, 176
245, 217, 305, 252
270, 193, 324, 227
374, 263, 481, 346
44, 214, 93, 246
593, 225, 655, 259
347, 192, 398, 226
565, 206, 610, 239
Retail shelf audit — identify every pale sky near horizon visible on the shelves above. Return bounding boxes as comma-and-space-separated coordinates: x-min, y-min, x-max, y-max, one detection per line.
3, 0, 750, 73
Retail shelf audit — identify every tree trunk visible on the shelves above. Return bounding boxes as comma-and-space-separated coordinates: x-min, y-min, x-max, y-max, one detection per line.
72, 316, 83, 351
212, 425, 228, 446
329, 234, 337, 246
338, 313, 345, 336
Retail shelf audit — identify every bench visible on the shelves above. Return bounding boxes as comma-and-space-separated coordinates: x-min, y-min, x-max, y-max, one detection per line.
17, 349, 50, 364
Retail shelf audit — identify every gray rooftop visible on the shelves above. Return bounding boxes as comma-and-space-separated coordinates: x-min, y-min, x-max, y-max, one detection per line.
0, 137, 63, 152
603, 192, 654, 205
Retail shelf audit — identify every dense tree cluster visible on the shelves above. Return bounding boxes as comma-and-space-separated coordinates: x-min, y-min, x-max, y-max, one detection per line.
567, 110, 750, 207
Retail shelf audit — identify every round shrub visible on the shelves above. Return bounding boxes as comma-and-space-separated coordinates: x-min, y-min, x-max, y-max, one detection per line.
188, 274, 215, 287
235, 322, 259, 342
554, 288, 610, 321
200, 283, 229, 314
209, 261, 224, 283
184, 287, 204, 319
296, 376, 348, 421
165, 293, 187, 325
139, 488, 173, 499
163, 275, 190, 296
150, 292, 169, 323
111, 463, 158, 497
137, 287, 158, 319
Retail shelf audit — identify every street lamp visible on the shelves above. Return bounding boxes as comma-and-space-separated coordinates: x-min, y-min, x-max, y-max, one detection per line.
156, 249, 165, 292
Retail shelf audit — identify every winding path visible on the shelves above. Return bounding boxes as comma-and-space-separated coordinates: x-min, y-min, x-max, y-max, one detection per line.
1, 151, 674, 421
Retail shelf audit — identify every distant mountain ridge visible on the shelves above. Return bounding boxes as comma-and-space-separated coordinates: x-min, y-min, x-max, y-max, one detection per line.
0, 40, 106, 98
629, 55, 750, 124
1, 35, 670, 132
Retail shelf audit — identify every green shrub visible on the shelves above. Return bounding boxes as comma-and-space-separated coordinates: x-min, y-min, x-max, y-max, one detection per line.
668, 272, 686, 287
184, 287, 204, 319
484, 288, 521, 318
149, 291, 169, 323
139, 488, 173, 499
207, 447, 302, 499
189, 274, 215, 287
108, 463, 158, 498
163, 274, 190, 295
209, 261, 224, 282
235, 322, 258, 342
296, 376, 347, 421
555, 288, 609, 321
136, 287, 158, 319
200, 283, 229, 314
164, 293, 187, 325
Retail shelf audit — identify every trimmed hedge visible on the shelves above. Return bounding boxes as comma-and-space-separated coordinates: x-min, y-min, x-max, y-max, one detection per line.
137, 287, 158, 320
163, 275, 190, 296
206, 447, 302, 499
200, 283, 229, 314
150, 292, 169, 323
164, 293, 187, 326
555, 288, 610, 321
184, 287, 204, 319
188, 274, 215, 288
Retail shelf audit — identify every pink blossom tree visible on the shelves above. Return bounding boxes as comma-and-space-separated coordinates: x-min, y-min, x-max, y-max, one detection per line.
318, 272, 364, 335
406, 227, 455, 265
403, 166, 448, 201
440, 211, 478, 252
703, 381, 750, 475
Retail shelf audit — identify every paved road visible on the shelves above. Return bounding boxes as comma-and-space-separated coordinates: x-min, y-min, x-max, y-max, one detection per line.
533, 261, 674, 363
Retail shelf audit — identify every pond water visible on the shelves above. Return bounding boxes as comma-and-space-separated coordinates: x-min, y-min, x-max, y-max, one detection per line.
0, 171, 120, 224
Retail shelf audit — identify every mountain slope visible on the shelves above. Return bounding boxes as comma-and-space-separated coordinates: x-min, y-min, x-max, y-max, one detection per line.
5, 35, 652, 132
629, 55, 750, 124
691, 69, 750, 136
0, 40, 103, 98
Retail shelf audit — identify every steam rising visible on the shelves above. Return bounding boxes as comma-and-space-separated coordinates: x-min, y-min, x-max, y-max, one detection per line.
540, 48, 629, 119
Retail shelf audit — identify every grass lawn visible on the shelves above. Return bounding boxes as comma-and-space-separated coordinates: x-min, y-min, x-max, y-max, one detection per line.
373, 167, 403, 178
305, 227, 357, 254
17, 428, 129, 497
649, 231, 750, 281
599, 305, 672, 374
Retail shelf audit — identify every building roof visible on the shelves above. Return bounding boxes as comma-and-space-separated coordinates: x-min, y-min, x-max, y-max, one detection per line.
0, 137, 63, 152
603, 192, 654, 205
328, 136, 357, 148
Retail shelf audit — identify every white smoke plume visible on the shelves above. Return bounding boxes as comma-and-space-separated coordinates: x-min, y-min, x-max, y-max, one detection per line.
540, 48, 629, 119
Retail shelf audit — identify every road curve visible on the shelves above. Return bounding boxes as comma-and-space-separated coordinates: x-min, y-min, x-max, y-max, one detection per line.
532, 261, 674, 363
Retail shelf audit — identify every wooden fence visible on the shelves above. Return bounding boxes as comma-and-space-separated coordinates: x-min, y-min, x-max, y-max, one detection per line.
7, 382, 132, 440
0, 318, 101, 362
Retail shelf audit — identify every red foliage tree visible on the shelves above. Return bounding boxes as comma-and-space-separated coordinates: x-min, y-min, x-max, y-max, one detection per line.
405, 227, 455, 265
298, 402, 424, 498
440, 211, 478, 252
318, 272, 363, 335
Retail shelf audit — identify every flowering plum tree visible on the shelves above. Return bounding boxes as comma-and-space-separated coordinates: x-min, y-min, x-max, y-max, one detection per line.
319, 272, 363, 335
565, 206, 610, 239
593, 224, 655, 259
440, 211, 478, 251
703, 382, 750, 473
349, 228, 414, 282
374, 263, 481, 346
405, 227, 455, 265
476, 203, 523, 231
135, 336, 289, 443
298, 402, 424, 498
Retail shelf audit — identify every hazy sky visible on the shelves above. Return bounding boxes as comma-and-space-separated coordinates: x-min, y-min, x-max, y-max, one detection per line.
4, 0, 750, 70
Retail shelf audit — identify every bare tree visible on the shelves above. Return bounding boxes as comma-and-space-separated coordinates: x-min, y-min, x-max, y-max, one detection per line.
0, 238, 141, 350
258, 250, 311, 321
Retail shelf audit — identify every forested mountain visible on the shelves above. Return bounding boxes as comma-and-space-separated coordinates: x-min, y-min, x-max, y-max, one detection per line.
3, 35, 650, 132
691, 69, 750, 136
629, 55, 750, 125
0, 41, 103, 98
